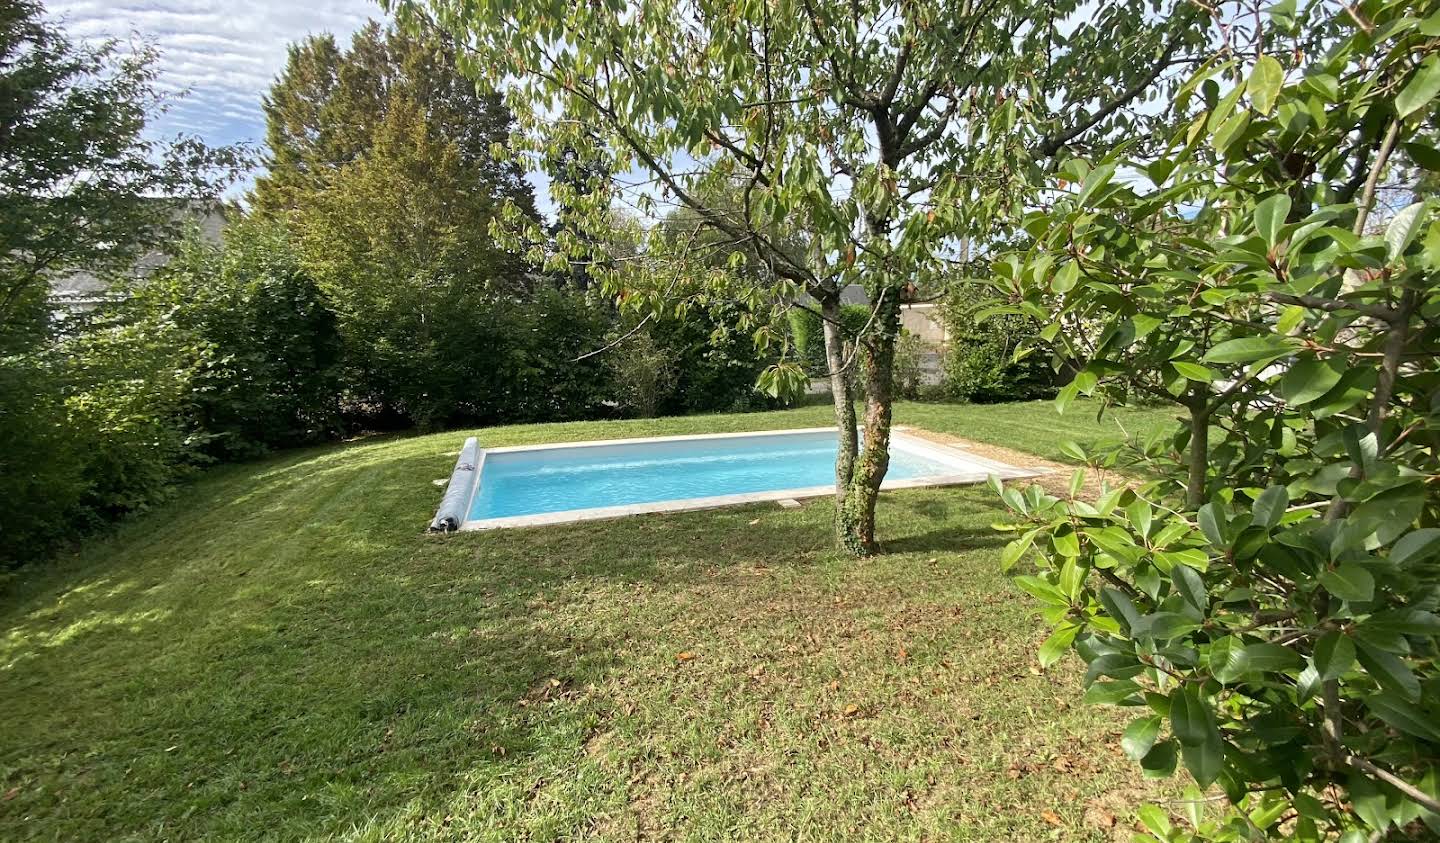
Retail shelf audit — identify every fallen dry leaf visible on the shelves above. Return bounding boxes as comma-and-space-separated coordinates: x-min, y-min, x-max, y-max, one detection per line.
1040, 809, 1064, 827
676, 651, 696, 662
1084, 806, 1116, 829
748, 518, 761, 525
842, 703, 860, 717
2, 787, 18, 802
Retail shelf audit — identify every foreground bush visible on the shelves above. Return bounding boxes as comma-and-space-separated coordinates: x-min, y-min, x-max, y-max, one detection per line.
995, 4, 1440, 837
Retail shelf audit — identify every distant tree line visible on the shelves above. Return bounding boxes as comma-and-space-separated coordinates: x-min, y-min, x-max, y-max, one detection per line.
0, 8, 777, 566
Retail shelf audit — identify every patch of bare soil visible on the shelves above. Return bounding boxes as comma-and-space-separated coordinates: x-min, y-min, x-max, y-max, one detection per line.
900, 426, 1138, 501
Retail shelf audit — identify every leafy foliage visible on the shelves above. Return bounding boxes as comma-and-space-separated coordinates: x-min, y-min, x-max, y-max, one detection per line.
398, 0, 1205, 554
252, 20, 533, 219
993, 3, 1440, 837
0, 0, 248, 346
129, 218, 344, 459
940, 287, 1057, 403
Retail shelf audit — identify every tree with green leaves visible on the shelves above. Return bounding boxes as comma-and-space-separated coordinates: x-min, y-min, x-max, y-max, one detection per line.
0, 0, 246, 348
397, 0, 1210, 555
992, 1, 1440, 836
252, 20, 534, 220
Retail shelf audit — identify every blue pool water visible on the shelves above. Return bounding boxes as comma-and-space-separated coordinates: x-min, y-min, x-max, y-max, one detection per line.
467, 430, 958, 521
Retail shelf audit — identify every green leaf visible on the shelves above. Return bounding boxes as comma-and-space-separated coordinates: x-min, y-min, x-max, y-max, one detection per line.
1385, 202, 1427, 261
1367, 692, 1440, 742
1404, 141, 1440, 172
1077, 162, 1117, 205
1197, 503, 1227, 548
1362, 609, 1440, 638
1084, 679, 1142, 705
1171, 687, 1223, 786
1251, 485, 1289, 530
1123, 715, 1163, 762
1278, 357, 1344, 405
1242, 642, 1301, 673
1000, 530, 1036, 572
1171, 361, 1216, 383
1038, 623, 1080, 667
1144, 612, 1202, 641
1100, 587, 1142, 633
1137, 803, 1172, 836
1127, 498, 1153, 538
1204, 335, 1295, 365
1247, 55, 1284, 115
1051, 260, 1080, 293
1255, 194, 1291, 247
1391, 528, 1440, 567
1319, 563, 1375, 602
1170, 565, 1207, 615
1140, 739, 1179, 778
1397, 54, 1440, 119
1357, 641, 1421, 701
1314, 631, 1355, 681
1181, 739, 1224, 788
1052, 524, 1080, 557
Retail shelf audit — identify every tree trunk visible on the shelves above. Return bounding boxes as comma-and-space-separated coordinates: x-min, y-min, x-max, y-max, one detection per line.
1186, 400, 1209, 509
838, 286, 901, 557
821, 292, 858, 536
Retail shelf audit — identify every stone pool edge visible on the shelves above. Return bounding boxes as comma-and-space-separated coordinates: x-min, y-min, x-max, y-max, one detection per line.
434, 426, 1046, 532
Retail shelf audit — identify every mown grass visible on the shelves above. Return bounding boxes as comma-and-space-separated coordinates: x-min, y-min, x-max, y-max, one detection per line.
0, 400, 1180, 841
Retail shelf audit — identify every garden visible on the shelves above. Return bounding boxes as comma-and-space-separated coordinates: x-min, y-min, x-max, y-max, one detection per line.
4, 0, 1440, 839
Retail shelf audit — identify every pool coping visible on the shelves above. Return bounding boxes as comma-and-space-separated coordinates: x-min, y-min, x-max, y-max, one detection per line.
439, 426, 1046, 531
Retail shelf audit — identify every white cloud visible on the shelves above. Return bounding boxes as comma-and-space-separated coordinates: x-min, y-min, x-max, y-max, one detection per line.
47, 0, 380, 146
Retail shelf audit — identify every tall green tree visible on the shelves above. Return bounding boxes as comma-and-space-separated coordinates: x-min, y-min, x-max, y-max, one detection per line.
252, 20, 534, 219
0, 0, 246, 347
993, 1, 1440, 836
398, 0, 1209, 555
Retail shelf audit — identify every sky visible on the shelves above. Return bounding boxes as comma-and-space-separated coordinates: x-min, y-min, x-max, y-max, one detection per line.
47, 0, 567, 210
48, 0, 379, 147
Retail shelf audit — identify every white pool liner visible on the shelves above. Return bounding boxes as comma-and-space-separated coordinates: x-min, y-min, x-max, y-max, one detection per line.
436, 426, 1043, 531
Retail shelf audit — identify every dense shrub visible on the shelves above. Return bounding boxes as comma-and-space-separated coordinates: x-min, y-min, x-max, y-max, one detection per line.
787, 303, 873, 377
58, 309, 205, 522
653, 299, 780, 414
604, 323, 676, 418
140, 220, 344, 459
938, 288, 1057, 403
0, 354, 86, 563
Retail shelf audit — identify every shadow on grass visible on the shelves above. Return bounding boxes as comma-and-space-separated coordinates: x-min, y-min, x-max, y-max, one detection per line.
0, 436, 839, 838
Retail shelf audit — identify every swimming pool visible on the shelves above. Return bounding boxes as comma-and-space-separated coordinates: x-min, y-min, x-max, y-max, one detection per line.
430, 427, 1037, 531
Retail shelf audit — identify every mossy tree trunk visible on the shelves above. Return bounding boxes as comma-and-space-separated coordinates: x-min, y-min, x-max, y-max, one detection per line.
837, 285, 901, 557
819, 289, 859, 542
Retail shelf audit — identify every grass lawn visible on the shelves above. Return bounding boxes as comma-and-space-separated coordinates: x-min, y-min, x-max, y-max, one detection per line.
0, 400, 1178, 841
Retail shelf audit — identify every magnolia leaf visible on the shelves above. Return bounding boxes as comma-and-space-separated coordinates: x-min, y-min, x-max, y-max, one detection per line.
1357, 642, 1421, 701
1247, 55, 1284, 114
1122, 715, 1163, 762
1052, 260, 1080, 293
1038, 623, 1080, 667
1251, 485, 1289, 530
1366, 692, 1440, 742
1385, 202, 1427, 262
1397, 54, 1440, 118
1313, 631, 1355, 682
1318, 563, 1375, 603
1391, 528, 1440, 567
1204, 335, 1294, 365
1278, 357, 1345, 405
1254, 194, 1291, 247
1405, 141, 1440, 172
1172, 361, 1216, 383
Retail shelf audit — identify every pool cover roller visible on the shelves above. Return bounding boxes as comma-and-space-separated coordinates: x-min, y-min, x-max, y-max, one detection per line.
429, 437, 479, 532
